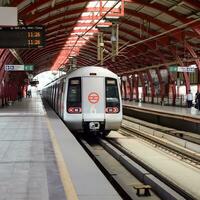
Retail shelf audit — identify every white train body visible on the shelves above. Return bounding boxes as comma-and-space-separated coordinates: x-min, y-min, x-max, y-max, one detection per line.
43, 66, 122, 135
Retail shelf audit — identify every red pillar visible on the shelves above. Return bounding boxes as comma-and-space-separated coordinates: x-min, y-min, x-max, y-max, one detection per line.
139, 72, 146, 102
156, 69, 164, 101
185, 41, 200, 92
133, 74, 139, 101
147, 70, 155, 103
168, 72, 176, 106
170, 49, 190, 94
127, 75, 133, 101
123, 79, 127, 100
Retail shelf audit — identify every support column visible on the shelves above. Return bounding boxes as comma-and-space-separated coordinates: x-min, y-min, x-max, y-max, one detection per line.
156, 69, 164, 102
139, 72, 146, 102
127, 75, 133, 101
134, 74, 139, 102
147, 70, 155, 103
185, 41, 200, 92
170, 48, 190, 94
122, 76, 127, 100
168, 72, 176, 106
123, 80, 127, 100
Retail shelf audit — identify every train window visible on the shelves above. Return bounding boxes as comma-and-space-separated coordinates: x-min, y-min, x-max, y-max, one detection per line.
105, 78, 120, 113
67, 77, 82, 113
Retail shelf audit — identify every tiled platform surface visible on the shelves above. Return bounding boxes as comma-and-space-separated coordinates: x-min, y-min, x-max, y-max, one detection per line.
0, 96, 121, 200
0, 97, 65, 200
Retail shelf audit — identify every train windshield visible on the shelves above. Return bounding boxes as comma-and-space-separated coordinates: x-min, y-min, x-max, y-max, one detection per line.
106, 78, 120, 111
67, 77, 81, 112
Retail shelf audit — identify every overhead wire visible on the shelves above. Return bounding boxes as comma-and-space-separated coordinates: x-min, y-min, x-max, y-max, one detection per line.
97, 17, 200, 66
118, 57, 200, 75
61, 0, 121, 67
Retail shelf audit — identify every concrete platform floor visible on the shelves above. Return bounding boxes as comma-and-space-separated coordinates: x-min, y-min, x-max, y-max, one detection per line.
0, 97, 65, 200
0, 96, 121, 200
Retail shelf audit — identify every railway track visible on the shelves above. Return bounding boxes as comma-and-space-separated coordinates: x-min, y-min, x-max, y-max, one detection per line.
75, 132, 197, 200
123, 115, 200, 145
70, 114, 200, 200
122, 116, 200, 168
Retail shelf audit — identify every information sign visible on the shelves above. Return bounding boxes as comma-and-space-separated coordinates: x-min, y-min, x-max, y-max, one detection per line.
24, 65, 34, 71
169, 66, 195, 73
177, 67, 195, 73
169, 66, 178, 72
5, 64, 34, 71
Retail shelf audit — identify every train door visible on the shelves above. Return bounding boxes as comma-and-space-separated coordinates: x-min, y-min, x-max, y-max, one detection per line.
82, 77, 105, 131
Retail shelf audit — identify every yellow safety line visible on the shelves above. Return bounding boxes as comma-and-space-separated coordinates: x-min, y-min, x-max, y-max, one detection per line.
46, 116, 79, 200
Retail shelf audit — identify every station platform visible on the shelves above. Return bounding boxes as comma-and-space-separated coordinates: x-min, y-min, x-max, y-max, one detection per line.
0, 96, 121, 200
123, 100, 200, 117
123, 101, 200, 134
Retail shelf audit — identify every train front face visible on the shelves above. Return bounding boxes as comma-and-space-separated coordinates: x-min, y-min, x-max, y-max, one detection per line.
64, 67, 122, 135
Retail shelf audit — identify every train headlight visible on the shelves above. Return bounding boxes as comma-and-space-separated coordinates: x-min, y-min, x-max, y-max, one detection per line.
89, 122, 100, 130
105, 107, 119, 113
68, 107, 82, 113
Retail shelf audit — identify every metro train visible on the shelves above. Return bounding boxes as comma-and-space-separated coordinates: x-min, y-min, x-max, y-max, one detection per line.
42, 66, 122, 136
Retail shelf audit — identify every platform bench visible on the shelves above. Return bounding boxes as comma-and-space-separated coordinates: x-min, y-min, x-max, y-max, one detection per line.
133, 184, 151, 196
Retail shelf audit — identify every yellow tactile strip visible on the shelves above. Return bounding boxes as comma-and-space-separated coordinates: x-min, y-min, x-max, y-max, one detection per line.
46, 116, 79, 200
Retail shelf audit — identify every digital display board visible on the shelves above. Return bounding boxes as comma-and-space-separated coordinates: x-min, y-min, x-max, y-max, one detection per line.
0, 26, 45, 48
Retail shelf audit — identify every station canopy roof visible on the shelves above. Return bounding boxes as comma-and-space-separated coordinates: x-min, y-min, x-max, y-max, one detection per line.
0, 0, 200, 76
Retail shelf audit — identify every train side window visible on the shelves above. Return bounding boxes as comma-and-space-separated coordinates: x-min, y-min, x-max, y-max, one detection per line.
67, 77, 82, 113
105, 78, 120, 113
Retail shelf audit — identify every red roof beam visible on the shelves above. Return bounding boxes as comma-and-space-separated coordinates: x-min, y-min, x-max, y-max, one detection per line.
26, 7, 120, 24
46, 29, 98, 39
45, 15, 103, 29
18, 0, 87, 18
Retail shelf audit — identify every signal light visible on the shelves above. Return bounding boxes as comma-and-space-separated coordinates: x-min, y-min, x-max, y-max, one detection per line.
68, 107, 82, 113
105, 107, 119, 113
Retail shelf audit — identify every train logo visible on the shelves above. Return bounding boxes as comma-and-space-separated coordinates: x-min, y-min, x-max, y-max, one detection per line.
88, 92, 99, 104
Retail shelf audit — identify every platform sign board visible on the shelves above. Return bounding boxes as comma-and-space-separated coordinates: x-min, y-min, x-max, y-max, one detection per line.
5, 65, 34, 71
24, 65, 34, 71
0, 26, 45, 48
169, 66, 178, 72
169, 66, 195, 73
0, 7, 17, 26
177, 67, 195, 73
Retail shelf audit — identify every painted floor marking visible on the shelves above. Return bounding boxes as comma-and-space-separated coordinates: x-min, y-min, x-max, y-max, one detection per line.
46, 116, 79, 200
